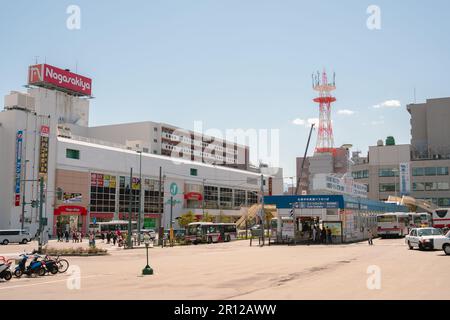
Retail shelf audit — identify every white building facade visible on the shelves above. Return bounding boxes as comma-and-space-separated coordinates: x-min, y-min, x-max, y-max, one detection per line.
0, 65, 283, 236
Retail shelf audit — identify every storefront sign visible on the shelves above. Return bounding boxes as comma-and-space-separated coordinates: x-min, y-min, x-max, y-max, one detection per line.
399, 162, 411, 195
39, 126, 50, 175
28, 64, 92, 96
14, 130, 23, 206
269, 177, 273, 196
184, 192, 203, 201
54, 205, 87, 216
63, 193, 82, 203
281, 219, 295, 238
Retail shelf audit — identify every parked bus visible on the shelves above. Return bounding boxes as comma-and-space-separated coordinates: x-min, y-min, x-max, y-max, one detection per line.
377, 213, 409, 238
408, 212, 433, 228
216, 223, 237, 242
185, 222, 236, 244
89, 220, 138, 235
432, 208, 450, 229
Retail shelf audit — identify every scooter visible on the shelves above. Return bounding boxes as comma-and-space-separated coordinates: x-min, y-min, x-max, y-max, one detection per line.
0, 262, 12, 281
42, 256, 59, 275
14, 254, 45, 278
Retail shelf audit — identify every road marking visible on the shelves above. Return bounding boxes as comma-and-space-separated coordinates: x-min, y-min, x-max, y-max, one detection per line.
0, 274, 107, 290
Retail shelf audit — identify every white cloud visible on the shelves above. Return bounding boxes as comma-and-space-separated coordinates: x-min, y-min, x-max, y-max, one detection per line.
292, 118, 318, 128
307, 118, 319, 127
337, 109, 355, 115
292, 118, 305, 126
373, 100, 401, 109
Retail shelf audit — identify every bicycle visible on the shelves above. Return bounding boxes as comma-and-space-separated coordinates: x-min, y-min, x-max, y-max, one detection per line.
53, 256, 69, 273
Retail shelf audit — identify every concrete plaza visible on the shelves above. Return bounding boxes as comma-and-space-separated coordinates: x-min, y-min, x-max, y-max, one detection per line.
0, 238, 449, 300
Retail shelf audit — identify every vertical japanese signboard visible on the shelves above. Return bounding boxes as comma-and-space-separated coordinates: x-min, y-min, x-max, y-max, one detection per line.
14, 130, 23, 206
399, 162, 411, 195
39, 126, 50, 176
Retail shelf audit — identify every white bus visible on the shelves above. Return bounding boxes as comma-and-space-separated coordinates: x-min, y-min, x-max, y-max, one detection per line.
408, 212, 433, 228
185, 222, 234, 244
0, 230, 33, 245
432, 208, 450, 229
89, 220, 138, 235
377, 213, 409, 238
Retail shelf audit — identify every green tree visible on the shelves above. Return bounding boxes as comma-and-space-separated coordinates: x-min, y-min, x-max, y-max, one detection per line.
201, 212, 215, 222
178, 211, 198, 228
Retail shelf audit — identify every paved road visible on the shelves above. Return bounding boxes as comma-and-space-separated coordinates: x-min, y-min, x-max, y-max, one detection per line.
0, 238, 449, 300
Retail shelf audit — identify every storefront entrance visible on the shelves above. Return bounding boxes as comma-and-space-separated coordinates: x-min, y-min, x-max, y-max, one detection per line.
54, 205, 87, 235
56, 215, 81, 233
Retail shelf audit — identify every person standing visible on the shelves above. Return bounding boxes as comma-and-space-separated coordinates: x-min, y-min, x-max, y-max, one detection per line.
368, 228, 373, 245
312, 226, 317, 243
112, 232, 117, 246
321, 227, 326, 244
106, 232, 111, 244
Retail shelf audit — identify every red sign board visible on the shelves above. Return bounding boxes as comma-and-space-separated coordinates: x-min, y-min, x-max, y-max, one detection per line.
15, 194, 21, 207
54, 205, 87, 216
28, 64, 92, 96
184, 192, 203, 201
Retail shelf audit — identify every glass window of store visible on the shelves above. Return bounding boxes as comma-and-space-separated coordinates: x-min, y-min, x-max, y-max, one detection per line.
219, 188, 233, 209
143, 178, 164, 213
90, 173, 116, 213
204, 185, 218, 209
379, 183, 397, 192
119, 176, 140, 213
234, 189, 246, 208
247, 190, 258, 205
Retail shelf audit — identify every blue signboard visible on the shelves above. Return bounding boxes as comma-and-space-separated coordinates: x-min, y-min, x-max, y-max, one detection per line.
15, 130, 23, 194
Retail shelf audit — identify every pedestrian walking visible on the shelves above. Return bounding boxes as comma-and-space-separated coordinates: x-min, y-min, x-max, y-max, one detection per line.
113, 233, 117, 246
64, 230, 69, 242
101, 232, 105, 243
312, 226, 317, 243
327, 227, 332, 244
368, 228, 373, 245
106, 232, 111, 244
321, 227, 326, 244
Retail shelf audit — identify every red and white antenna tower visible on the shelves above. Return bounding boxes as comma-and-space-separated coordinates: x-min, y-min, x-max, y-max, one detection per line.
312, 69, 336, 154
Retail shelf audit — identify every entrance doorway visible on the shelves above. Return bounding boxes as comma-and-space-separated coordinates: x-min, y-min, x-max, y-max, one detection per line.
56, 215, 81, 233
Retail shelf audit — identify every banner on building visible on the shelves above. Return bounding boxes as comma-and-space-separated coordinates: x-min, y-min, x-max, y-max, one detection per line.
14, 130, 23, 206
63, 193, 82, 204
399, 162, 411, 195
39, 126, 50, 175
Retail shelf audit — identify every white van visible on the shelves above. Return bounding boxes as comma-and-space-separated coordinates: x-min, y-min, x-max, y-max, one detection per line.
0, 230, 32, 245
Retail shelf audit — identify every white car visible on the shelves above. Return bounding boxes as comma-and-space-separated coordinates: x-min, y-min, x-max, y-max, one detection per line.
405, 227, 450, 254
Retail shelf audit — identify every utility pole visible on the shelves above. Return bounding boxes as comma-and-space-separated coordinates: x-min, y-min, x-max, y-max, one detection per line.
137, 151, 142, 245
260, 174, 265, 247
158, 166, 163, 246
202, 178, 206, 219
37, 177, 44, 254
127, 167, 133, 249
169, 196, 174, 247
21, 160, 29, 231
295, 123, 315, 195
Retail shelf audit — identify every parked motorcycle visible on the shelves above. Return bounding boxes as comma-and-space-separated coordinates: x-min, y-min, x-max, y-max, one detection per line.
42, 256, 59, 275
14, 254, 45, 278
0, 262, 12, 281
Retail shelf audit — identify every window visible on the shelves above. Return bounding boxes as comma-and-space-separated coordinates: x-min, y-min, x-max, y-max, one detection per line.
247, 191, 258, 205
220, 188, 233, 209
234, 190, 246, 208
90, 173, 116, 213
352, 170, 369, 179
66, 149, 80, 160
143, 148, 149, 153
190, 168, 198, 176
438, 182, 449, 191
119, 176, 140, 214
143, 179, 164, 214
425, 167, 437, 176
379, 183, 398, 192
412, 167, 424, 176
204, 186, 218, 209
437, 167, 449, 176
379, 168, 398, 177
153, 139, 158, 143
413, 182, 425, 191
438, 198, 450, 207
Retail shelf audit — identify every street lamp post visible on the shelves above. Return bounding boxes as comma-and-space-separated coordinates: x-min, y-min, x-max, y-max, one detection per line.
137, 151, 142, 246
142, 233, 154, 275
21, 160, 30, 231
127, 167, 133, 249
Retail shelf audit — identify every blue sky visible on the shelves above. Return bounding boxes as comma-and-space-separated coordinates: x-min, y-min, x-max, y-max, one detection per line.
1, 1, 450, 179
